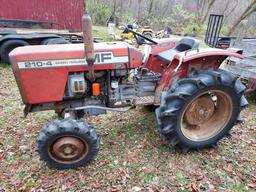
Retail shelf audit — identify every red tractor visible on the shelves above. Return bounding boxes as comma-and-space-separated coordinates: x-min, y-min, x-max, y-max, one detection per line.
9, 13, 248, 169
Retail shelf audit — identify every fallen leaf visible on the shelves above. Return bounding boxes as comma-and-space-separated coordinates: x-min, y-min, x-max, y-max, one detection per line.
108, 140, 115, 145
191, 183, 199, 192
131, 186, 142, 192
248, 183, 256, 189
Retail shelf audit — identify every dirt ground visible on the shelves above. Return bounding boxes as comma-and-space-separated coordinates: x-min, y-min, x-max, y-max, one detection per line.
0, 64, 255, 192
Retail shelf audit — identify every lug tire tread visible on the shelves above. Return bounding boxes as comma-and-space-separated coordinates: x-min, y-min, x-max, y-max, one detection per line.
37, 118, 99, 169
155, 69, 247, 151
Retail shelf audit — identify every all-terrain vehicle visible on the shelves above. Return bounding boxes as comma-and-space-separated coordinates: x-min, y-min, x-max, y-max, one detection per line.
9, 13, 248, 169
120, 23, 154, 39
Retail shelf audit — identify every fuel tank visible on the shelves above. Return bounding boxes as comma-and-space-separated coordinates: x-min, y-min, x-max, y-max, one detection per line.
10, 42, 143, 104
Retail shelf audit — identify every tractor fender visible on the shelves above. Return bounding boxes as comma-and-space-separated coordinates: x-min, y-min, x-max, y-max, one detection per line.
154, 48, 243, 105
173, 48, 243, 66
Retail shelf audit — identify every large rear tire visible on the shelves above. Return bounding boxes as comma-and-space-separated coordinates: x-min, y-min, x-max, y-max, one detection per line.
0, 39, 29, 64
156, 70, 248, 151
37, 118, 99, 169
41, 38, 69, 45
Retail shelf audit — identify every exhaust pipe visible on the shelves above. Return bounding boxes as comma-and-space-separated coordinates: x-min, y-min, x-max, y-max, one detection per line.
82, 4, 95, 81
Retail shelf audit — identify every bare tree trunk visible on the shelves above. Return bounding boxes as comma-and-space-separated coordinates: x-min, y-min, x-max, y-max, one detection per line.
202, 0, 217, 23
128, 0, 132, 8
221, 0, 229, 15
196, 0, 205, 21
163, 0, 171, 16
223, 0, 238, 23
112, 0, 117, 15
148, 0, 154, 17
137, 0, 143, 20
195, 0, 216, 24
119, 0, 123, 17
228, 0, 256, 35
86, 0, 94, 14
196, 0, 201, 21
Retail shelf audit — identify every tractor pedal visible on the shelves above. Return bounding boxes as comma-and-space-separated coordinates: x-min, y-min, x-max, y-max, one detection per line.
134, 96, 155, 106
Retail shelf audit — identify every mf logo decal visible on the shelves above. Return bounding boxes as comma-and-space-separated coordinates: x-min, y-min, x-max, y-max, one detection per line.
95, 52, 112, 63
17, 52, 128, 69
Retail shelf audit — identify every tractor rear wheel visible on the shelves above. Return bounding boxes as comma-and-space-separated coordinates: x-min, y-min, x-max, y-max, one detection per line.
156, 70, 248, 151
37, 118, 99, 169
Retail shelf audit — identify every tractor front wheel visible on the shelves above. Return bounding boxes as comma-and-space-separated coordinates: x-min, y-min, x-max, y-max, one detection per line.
37, 118, 99, 169
156, 70, 248, 151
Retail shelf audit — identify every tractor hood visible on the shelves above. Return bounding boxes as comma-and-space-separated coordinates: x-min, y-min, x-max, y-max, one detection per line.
10, 42, 143, 70
9, 42, 143, 104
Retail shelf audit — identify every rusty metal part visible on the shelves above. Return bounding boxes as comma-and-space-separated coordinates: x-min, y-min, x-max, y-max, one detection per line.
69, 105, 132, 112
26, 102, 68, 114
49, 136, 88, 164
82, 13, 95, 81
87, 60, 96, 81
181, 90, 233, 141
154, 83, 165, 105
134, 96, 155, 106
185, 96, 215, 125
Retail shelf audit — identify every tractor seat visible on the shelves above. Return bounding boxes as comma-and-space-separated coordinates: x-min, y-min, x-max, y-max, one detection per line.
158, 38, 199, 63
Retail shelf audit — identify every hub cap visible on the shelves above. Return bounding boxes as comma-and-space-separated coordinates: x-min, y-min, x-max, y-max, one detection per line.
185, 96, 215, 125
49, 136, 88, 164
181, 90, 233, 142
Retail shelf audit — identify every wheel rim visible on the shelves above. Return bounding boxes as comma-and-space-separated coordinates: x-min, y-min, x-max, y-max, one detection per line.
48, 136, 89, 164
180, 90, 233, 142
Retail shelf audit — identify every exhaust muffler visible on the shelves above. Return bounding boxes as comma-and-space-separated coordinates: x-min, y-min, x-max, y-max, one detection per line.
82, 4, 95, 81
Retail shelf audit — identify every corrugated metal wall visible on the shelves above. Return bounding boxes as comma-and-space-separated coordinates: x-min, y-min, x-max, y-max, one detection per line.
0, 0, 84, 31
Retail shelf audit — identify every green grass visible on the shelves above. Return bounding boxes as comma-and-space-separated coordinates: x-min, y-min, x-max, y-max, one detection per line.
0, 63, 10, 68
93, 26, 115, 42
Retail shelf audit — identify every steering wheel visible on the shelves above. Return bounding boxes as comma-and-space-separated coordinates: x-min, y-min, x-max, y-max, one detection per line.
124, 27, 158, 45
